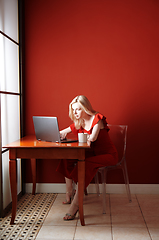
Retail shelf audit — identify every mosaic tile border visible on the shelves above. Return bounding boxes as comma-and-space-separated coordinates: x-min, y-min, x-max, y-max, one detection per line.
0, 193, 57, 240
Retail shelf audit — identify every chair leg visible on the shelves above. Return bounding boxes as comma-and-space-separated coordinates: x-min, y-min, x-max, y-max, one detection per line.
122, 160, 132, 202
84, 189, 88, 195
101, 169, 106, 214
95, 172, 100, 196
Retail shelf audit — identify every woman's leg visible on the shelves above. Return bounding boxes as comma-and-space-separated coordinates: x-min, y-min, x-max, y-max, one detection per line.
63, 177, 73, 204
63, 185, 79, 220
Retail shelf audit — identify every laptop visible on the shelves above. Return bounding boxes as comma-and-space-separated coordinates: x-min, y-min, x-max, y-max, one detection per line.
33, 116, 78, 143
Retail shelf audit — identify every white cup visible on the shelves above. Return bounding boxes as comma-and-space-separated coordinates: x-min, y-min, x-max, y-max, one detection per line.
78, 133, 88, 143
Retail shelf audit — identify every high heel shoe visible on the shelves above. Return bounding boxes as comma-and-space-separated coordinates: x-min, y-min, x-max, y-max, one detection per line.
62, 191, 72, 204
63, 208, 79, 221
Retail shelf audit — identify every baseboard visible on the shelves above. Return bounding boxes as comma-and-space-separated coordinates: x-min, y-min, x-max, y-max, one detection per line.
25, 183, 159, 195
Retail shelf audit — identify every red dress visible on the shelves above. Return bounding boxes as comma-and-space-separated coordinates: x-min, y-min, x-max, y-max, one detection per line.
56, 113, 118, 188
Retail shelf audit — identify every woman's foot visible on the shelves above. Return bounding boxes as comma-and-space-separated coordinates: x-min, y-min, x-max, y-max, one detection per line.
62, 191, 72, 204
63, 203, 79, 221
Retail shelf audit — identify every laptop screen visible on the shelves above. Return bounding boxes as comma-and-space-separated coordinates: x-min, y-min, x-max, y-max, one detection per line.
33, 116, 61, 142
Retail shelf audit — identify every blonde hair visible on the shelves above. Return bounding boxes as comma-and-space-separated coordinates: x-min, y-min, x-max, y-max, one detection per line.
69, 95, 97, 129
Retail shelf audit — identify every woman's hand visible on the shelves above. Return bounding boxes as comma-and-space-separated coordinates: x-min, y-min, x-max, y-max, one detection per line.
87, 134, 91, 145
60, 127, 72, 140
87, 139, 91, 145
60, 131, 67, 140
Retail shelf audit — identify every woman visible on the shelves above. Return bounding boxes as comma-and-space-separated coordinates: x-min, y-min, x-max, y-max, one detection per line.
56, 95, 118, 220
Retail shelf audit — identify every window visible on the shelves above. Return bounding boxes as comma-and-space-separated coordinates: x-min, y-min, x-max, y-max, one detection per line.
0, 0, 22, 216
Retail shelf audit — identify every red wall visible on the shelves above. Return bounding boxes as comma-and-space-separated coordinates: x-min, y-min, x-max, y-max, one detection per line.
24, 0, 159, 184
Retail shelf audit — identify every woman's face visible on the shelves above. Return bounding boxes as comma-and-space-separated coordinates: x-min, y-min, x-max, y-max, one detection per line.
72, 102, 84, 120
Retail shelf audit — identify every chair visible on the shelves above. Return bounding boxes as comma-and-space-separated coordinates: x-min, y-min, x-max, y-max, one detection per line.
95, 124, 132, 214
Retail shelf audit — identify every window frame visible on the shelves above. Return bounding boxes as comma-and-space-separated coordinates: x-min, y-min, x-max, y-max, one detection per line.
0, 0, 24, 217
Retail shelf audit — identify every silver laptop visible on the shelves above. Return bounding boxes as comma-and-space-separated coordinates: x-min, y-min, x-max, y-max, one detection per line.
33, 116, 77, 143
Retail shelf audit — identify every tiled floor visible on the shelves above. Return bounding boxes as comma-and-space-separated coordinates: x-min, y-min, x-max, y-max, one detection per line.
36, 193, 159, 240
0, 193, 57, 240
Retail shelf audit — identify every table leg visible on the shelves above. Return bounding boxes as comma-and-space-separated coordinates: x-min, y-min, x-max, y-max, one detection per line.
78, 160, 85, 226
30, 158, 36, 195
9, 159, 17, 225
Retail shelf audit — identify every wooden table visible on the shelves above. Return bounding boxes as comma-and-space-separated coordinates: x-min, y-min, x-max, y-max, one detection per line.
4, 135, 90, 226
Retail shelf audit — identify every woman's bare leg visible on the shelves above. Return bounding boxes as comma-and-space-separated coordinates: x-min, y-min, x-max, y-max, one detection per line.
63, 177, 73, 204
63, 185, 79, 220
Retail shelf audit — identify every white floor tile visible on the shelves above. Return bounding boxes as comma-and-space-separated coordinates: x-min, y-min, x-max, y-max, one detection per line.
36, 226, 75, 239
144, 216, 159, 228
34, 193, 159, 240
149, 228, 159, 240
113, 227, 151, 240
111, 214, 146, 228
74, 226, 112, 240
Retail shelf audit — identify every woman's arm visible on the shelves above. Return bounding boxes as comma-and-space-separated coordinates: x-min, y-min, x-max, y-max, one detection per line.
60, 126, 72, 139
87, 120, 103, 143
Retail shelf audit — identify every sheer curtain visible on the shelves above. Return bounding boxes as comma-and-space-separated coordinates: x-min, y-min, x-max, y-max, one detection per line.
0, 0, 21, 214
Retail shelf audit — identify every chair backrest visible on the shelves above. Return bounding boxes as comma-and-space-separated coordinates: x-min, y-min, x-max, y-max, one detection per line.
107, 124, 128, 164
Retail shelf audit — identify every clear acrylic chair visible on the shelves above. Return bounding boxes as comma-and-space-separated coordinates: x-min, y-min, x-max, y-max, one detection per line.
95, 124, 132, 214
